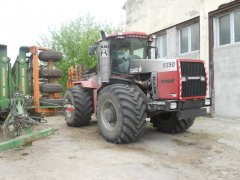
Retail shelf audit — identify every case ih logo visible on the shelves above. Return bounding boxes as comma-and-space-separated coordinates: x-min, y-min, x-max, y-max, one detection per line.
130, 66, 142, 73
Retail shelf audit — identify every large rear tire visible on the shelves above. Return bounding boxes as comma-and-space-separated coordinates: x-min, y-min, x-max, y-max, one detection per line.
150, 112, 195, 133
97, 84, 147, 144
64, 86, 93, 127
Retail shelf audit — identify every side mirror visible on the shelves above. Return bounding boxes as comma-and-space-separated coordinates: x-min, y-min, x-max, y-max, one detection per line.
88, 46, 96, 55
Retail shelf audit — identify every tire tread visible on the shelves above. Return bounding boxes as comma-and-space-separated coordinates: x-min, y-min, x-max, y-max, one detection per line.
64, 86, 93, 127
97, 84, 147, 144
151, 113, 195, 134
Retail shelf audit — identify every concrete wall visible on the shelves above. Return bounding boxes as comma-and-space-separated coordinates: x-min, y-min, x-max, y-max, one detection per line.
126, 0, 150, 32
213, 44, 240, 117
165, 27, 177, 58
126, 0, 233, 33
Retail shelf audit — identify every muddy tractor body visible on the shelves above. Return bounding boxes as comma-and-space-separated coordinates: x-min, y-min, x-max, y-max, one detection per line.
64, 31, 211, 144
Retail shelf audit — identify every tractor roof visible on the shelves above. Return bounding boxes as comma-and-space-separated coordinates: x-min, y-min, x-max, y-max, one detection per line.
106, 32, 149, 39
98, 32, 150, 42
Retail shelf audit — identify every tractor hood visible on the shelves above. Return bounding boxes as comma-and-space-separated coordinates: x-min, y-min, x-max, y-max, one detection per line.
129, 59, 177, 74
129, 58, 207, 101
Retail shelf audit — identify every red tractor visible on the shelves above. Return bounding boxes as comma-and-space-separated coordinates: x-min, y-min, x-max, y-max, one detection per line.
64, 31, 211, 144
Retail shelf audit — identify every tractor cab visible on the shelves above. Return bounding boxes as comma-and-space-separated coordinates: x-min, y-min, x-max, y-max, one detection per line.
89, 31, 152, 83
109, 34, 149, 74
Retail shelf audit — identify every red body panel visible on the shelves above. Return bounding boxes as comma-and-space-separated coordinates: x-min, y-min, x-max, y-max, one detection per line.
73, 81, 97, 89
157, 71, 179, 99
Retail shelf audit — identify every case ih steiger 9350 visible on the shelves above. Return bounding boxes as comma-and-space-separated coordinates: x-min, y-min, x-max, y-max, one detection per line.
64, 31, 211, 144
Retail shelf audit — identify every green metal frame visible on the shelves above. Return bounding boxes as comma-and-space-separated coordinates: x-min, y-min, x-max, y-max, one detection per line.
0, 128, 56, 151
0, 45, 62, 150
0, 44, 13, 114
2, 92, 39, 137
12, 47, 30, 95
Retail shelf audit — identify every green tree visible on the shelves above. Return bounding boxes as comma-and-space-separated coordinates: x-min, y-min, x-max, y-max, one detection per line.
40, 14, 124, 89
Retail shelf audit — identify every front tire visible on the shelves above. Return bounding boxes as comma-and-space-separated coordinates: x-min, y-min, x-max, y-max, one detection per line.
64, 86, 93, 127
97, 84, 147, 144
150, 112, 195, 133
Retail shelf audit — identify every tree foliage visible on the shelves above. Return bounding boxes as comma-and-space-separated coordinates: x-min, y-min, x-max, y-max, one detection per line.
39, 14, 124, 89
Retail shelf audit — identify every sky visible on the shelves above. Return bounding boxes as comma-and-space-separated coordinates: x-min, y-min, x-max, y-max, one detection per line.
0, 0, 126, 62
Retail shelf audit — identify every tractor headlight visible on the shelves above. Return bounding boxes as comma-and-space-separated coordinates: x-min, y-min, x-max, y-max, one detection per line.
181, 77, 187, 82
170, 102, 177, 110
205, 99, 211, 106
200, 76, 206, 81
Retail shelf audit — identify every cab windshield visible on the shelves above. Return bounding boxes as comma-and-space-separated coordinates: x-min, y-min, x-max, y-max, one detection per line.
110, 38, 148, 74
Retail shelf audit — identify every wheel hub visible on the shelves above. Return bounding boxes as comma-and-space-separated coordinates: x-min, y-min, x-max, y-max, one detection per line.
101, 101, 117, 130
104, 109, 114, 123
65, 104, 75, 118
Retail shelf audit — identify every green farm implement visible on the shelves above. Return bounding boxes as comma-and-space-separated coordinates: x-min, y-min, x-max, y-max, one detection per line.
0, 44, 64, 151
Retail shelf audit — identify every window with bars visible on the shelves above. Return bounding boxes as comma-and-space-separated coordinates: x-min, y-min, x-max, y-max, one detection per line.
179, 23, 200, 54
217, 10, 240, 46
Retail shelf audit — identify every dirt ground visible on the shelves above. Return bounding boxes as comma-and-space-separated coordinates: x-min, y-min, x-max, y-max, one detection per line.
0, 115, 240, 180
